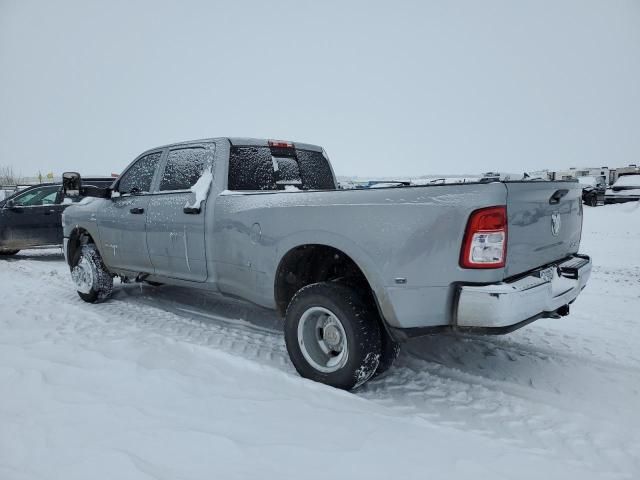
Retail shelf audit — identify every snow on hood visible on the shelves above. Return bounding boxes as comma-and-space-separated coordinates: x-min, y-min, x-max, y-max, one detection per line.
612, 174, 640, 188
185, 169, 213, 210
607, 188, 640, 196
77, 196, 98, 206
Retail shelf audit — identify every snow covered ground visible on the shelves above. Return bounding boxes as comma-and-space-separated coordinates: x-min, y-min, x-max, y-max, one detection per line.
1, 203, 639, 479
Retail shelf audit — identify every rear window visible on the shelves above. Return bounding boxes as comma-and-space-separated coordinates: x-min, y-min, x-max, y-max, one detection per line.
228, 146, 335, 191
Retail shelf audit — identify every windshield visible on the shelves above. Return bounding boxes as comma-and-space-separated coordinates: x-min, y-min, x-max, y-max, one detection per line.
577, 176, 597, 187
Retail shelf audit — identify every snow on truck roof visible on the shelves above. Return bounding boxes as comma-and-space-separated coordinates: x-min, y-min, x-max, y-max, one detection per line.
138, 138, 324, 155
228, 138, 323, 152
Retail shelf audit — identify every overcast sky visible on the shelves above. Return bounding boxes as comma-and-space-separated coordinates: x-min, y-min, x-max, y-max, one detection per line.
1, 0, 638, 178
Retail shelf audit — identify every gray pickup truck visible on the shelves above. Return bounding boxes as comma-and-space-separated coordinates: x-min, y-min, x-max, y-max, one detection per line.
61, 138, 592, 390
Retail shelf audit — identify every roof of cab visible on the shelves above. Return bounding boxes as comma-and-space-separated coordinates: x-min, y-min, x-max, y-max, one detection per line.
227, 138, 323, 152
140, 137, 324, 154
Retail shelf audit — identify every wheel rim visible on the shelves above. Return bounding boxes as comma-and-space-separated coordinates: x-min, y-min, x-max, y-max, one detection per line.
297, 306, 349, 373
71, 256, 95, 294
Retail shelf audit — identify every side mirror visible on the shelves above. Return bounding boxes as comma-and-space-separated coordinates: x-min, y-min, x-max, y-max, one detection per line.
63, 172, 82, 198
5, 199, 15, 208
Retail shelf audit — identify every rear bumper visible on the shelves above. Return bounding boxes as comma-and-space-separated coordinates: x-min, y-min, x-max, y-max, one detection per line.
455, 254, 591, 330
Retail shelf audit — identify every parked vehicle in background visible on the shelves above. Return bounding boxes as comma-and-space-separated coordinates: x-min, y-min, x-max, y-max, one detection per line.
0, 178, 114, 255
61, 138, 591, 390
577, 176, 606, 207
479, 172, 502, 183
605, 174, 640, 204
367, 181, 411, 188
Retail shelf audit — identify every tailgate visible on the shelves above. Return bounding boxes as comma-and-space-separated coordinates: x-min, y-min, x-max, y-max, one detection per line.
504, 182, 583, 277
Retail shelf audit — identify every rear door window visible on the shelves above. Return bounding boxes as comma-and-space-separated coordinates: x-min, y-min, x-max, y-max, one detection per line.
159, 147, 207, 191
118, 152, 162, 194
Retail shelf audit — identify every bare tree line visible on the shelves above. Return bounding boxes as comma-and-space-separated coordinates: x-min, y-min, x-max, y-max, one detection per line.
0, 166, 23, 185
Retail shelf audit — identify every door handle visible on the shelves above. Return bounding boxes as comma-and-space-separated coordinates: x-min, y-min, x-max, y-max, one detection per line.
44, 209, 56, 215
183, 206, 201, 214
129, 207, 145, 214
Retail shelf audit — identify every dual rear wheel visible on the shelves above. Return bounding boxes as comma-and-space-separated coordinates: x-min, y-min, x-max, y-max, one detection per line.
284, 282, 399, 390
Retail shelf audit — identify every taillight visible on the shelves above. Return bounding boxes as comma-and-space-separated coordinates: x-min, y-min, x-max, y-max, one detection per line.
268, 140, 294, 148
460, 206, 507, 269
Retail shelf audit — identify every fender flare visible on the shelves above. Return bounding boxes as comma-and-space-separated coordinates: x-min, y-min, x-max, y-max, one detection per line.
271, 230, 397, 326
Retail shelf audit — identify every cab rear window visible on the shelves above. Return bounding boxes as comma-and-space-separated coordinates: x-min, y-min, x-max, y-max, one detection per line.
228, 146, 335, 191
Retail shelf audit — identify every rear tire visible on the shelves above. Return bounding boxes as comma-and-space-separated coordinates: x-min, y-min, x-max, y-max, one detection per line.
71, 244, 113, 303
0, 249, 19, 256
284, 282, 381, 390
374, 329, 400, 377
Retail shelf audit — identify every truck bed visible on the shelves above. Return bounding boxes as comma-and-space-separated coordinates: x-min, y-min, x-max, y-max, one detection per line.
213, 179, 583, 328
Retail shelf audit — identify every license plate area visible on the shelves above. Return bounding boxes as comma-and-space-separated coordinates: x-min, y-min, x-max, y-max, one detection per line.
537, 266, 556, 282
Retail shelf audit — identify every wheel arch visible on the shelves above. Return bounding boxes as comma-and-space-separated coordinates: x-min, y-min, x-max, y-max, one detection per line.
66, 227, 98, 266
273, 240, 394, 329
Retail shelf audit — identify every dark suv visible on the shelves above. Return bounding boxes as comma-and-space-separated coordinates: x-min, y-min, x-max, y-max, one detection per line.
0, 178, 114, 255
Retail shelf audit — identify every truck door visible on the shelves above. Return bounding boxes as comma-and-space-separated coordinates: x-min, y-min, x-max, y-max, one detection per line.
2, 185, 63, 248
97, 151, 162, 273
146, 145, 211, 282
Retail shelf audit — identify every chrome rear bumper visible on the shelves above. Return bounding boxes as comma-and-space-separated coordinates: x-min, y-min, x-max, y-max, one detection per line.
456, 255, 591, 329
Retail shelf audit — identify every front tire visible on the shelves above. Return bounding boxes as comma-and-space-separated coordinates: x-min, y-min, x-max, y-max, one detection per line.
71, 244, 113, 303
0, 249, 19, 256
284, 282, 381, 390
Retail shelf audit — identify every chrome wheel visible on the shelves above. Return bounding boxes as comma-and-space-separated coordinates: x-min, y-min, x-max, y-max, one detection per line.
297, 306, 349, 373
71, 255, 95, 294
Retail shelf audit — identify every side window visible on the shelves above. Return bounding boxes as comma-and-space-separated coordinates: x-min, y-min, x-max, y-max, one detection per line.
12, 186, 60, 206
159, 148, 207, 191
118, 152, 162, 194
40, 189, 59, 205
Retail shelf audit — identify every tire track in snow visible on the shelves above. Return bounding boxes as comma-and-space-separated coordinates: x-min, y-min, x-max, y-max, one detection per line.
3, 253, 639, 478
